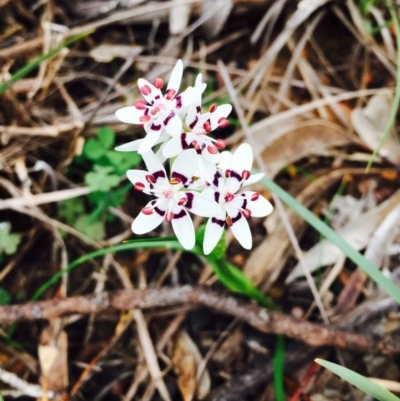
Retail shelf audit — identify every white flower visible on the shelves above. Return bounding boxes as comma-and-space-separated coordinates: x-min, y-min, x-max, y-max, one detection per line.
115, 60, 198, 155
202, 144, 273, 254
127, 149, 222, 249
162, 74, 232, 182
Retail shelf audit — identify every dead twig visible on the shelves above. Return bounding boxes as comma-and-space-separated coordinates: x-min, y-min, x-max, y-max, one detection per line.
0, 286, 397, 355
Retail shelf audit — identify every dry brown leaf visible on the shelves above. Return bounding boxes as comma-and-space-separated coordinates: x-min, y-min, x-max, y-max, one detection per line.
261, 120, 354, 177
39, 323, 69, 394
169, 1, 191, 35
286, 189, 400, 283
351, 91, 400, 164
201, 0, 233, 38
89, 44, 142, 62
172, 331, 211, 401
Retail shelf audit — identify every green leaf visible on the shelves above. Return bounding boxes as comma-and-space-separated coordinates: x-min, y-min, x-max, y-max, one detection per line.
105, 150, 141, 175
97, 127, 116, 149
195, 225, 226, 260
0, 287, 11, 305
84, 165, 120, 192
83, 138, 107, 161
59, 197, 86, 225
0, 222, 21, 255
273, 335, 285, 401
208, 259, 278, 309
316, 359, 400, 401
74, 215, 105, 241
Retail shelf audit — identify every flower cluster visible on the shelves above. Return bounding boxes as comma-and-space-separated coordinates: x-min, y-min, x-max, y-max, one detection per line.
115, 60, 273, 254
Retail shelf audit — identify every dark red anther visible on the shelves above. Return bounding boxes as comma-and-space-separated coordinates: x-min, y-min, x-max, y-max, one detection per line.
154, 77, 164, 89
225, 169, 231, 178
142, 207, 153, 215
178, 197, 187, 206
209, 103, 218, 113
203, 121, 212, 133
251, 193, 260, 201
242, 170, 250, 180
215, 139, 225, 149
165, 212, 174, 222
224, 193, 235, 202
135, 99, 147, 110
218, 117, 229, 128
140, 84, 152, 96
242, 209, 252, 218
146, 174, 156, 184
165, 89, 176, 100
139, 115, 151, 123
226, 216, 233, 226
134, 182, 145, 191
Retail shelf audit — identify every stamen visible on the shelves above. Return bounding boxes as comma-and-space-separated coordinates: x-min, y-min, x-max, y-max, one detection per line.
203, 121, 211, 133
142, 207, 153, 215
170, 177, 182, 185
134, 182, 145, 191
225, 169, 231, 178
251, 193, 260, 201
146, 174, 156, 184
215, 139, 225, 149
178, 197, 187, 206
209, 103, 217, 113
218, 117, 229, 128
242, 170, 250, 180
135, 99, 147, 110
165, 212, 174, 222
242, 209, 252, 218
154, 77, 163, 89
141, 84, 152, 96
224, 193, 235, 202
207, 145, 218, 155
139, 115, 151, 123
226, 216, 233, 226
165, 89, 176, 100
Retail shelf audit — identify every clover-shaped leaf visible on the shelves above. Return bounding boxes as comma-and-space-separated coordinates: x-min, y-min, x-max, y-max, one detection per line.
74, 215, 105, 241
106, 150, 141, 175
83, 127, 116, 162
85, 165, 120, 192
0, 222, 21, 255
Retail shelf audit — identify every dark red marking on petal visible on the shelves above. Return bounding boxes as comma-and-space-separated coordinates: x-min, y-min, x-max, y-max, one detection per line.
230, 170, 242, 181
196, 105, 201, 113
154, 207, 165, 216
214, 191, 220, 203
185, 192, 194, 209
163, 112, 175, 126
225, 169, 231, 178
212, 217, 224, 227
181, 133, 189, 149
213, 172, 221, 187
241, 199, 247, 209
173, 209, 186, 219
153, 170, 166, 180
175, 95, 182, 108
189, 116, 199, 129
232, 212, 242, 224
150, 122, 162, 131
172, 171, 188, 184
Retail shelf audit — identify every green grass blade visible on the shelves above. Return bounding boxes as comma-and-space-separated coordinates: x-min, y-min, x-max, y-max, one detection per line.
316, 359, 400, 401
273, 335, 285, 401
31, 238, 181, 301
0, 31, 92, 95
259, 175, 400, 304
366, 1, 400, 170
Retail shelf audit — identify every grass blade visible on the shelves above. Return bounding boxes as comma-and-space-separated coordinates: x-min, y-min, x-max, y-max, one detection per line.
273, 335, 285, 401
259, 175, 400, 304
316, 359, 400, 401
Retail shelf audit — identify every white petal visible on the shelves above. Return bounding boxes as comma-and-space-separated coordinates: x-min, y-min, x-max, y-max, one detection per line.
203, 210, 226, 255
174, 86, 195, 113
185, 96, 201, 128
229, 212, 252, 249
141, 150, 168, 184
139, 120, 164, 154
115, 106, 143, 124
162, 133, 191, 158
163, 112, 182, 136
166, 59, 183, 96
209, 104, 232, 130
131, 206, 165, 234
243, 172, 264, 186
115, 139, 142, 152
198, 155, 218, 184
171, 149, 198, 185
171, 209, 195, 249
244, 192, 273, 217
218, 150, 232, 172
126, 170, 152, 194
229, 143, 253, 173
183, 191, 222, 217
138, 78, 163, 104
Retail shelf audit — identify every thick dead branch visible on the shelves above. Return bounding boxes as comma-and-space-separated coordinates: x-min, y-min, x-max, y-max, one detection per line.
0, 286, 396, 355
